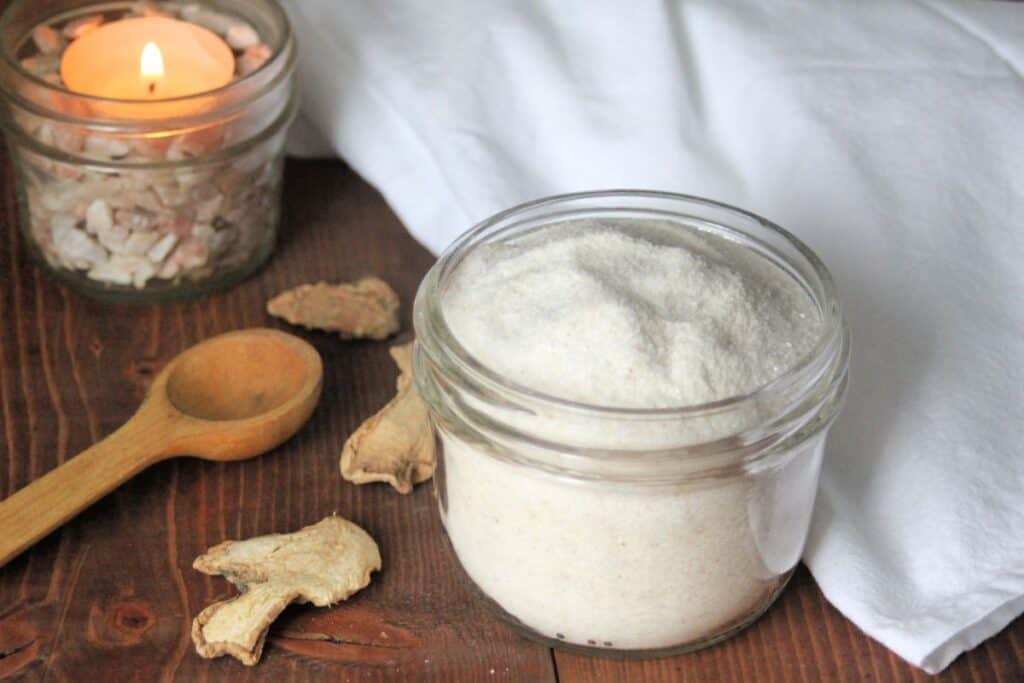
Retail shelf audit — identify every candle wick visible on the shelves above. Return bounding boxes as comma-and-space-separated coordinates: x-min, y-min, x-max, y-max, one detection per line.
148, 82, 156, 95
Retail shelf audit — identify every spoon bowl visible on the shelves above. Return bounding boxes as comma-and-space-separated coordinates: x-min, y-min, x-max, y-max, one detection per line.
156, 328, 323, 461
0, 328, 323, 567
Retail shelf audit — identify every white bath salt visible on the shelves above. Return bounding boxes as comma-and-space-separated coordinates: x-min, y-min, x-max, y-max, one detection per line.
439, 218, 823, 651
445, 219, 820, 408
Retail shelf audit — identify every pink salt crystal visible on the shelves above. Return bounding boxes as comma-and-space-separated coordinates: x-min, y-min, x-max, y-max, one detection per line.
153, 183, 187, 207
40, 186, 78, 213
188, 180, 220, 202
20, 55, 59, 77
222, 205, 248, 226
63, 15, 103, 40
133, 136, 173, 160
226, 23, 260, 50
84, 135, 133, 159
176, 238, 210, 269
31, 25, 64, 55
195, 194, 224, 223
179, 3, 201, 19
209, 227, 235, 255
53, 164, 84, 181
130, 258, 157, 288
35, 122, 55, 145
175, 168, 215, 194
52, 126, 85, 154
237, 44, 271, 76
168, 216, 194, 237
104, 189, 138, 211
85, 199, 114, 234
88, 255, 143, 286
181, 4, 233, 35
123, 231, 161, 256
133, 3, 175, 19
246, 44, 272, 61
157, 259, 180, 279
191, 223, 216, 242
57, 228, 107, 269
147, 233, 178, 263
115, 209, 155, 233
115, 172, 149, 195
134, 190, 164, 213
165, 145, 190, 162
96, 224, 131, 255
214, 172, 242, 195
168, 126, 225, 158
49, 214, 77, 244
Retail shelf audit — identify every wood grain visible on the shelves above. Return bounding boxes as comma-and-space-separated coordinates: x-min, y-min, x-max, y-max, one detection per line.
0, 327, 323, 569
0, 154, 1021, 681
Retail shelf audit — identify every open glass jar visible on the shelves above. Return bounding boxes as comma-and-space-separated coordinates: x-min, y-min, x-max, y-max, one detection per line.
0, 0, 296, 302
414, 191, 850, 657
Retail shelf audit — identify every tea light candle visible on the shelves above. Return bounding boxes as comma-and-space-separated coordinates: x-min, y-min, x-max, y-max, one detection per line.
60, 17, 233, 104
1, 0, 292, 300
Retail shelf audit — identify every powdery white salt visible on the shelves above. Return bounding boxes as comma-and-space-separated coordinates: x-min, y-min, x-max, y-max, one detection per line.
445, 219, 820, 408
437, 218, 824, 651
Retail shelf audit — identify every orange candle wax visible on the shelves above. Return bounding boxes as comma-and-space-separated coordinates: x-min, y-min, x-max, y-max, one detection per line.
60, 16, 234, 116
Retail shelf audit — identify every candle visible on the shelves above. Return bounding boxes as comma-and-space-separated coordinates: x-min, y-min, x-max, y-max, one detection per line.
60, 17, 234, 110
2, 0, 293, 301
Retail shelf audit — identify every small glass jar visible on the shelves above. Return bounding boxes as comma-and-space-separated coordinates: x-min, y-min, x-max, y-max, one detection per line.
0, 0, 296, 302
414, 191, 850, 657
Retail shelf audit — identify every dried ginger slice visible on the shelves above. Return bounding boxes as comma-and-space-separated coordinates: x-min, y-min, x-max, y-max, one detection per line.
191, 516, 381, 666
266, 277, 400, 340
340, 342, 436, 494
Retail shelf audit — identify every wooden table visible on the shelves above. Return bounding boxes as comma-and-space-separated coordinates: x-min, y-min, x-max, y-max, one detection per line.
0, 157, 1021, 682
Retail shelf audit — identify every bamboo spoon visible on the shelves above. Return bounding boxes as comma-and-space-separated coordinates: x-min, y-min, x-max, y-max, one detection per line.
0, 328, 323, 568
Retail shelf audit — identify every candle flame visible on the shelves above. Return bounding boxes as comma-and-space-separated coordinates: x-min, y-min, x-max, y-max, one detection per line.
140, 42, 164, 81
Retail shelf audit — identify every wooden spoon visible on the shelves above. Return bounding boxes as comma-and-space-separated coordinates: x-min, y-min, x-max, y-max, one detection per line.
0, 328, 323, 568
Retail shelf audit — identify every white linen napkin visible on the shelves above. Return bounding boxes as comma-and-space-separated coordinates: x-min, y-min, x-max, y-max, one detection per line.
280, 0, 1024, 673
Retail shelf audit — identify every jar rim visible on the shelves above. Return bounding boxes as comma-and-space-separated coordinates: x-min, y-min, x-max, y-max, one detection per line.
415, 189, 850, 421
0, 0, 294, 126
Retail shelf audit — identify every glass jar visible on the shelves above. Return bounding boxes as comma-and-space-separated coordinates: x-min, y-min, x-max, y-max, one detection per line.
413, 190, 850, 657
0, 0, 296, 302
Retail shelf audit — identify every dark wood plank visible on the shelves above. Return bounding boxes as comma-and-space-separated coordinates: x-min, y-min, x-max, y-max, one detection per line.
0, 152, 1021, 681
0, 155, 556, 682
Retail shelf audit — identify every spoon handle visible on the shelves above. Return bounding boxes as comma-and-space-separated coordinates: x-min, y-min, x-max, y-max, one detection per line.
0, 413, 169, 568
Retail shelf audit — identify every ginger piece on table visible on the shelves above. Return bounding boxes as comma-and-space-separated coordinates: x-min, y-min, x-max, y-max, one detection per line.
341, 343, 436, 494
191, 516, 381, 666
266, 277, 400, 340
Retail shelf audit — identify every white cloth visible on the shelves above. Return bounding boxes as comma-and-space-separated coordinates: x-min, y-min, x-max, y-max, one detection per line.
281, 0, 1024, 673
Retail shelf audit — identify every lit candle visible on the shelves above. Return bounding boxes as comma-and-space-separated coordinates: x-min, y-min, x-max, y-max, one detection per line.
140, 42, 164, 95
60, 17, 234, 115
